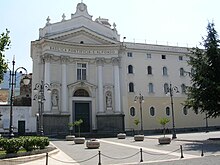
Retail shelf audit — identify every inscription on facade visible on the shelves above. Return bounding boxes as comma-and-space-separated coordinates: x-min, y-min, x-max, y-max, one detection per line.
49, 46, 117, 55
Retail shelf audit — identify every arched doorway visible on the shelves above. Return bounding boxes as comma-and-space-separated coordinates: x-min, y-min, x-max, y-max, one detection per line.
73, 89, 91, 133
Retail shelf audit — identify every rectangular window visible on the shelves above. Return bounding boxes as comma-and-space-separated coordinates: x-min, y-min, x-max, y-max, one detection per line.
179, 56, 183, 60
149, 83, 154, 93
127, 52, 133, 57
146, 53, 151, 59
161, 55, 166, 59
77, 63, 87, 80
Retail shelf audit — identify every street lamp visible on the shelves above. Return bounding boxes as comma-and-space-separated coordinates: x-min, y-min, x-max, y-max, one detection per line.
33, 80, 51, 136
8, 58, 30, 138
205, 112, 209, 133
166, 82, 179, 139
134, 93, 144, 134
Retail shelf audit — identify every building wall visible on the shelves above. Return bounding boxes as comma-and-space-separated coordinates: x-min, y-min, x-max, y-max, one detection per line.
0, 106, 36, 134
121, 44, 220, 131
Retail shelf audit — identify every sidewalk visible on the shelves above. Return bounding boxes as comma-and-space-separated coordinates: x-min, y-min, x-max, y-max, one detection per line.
22, 148, 78, 165
21, 142, 78, 165
1, 131, 220, 165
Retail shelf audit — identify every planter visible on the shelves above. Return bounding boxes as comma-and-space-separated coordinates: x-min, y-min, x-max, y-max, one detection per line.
74, 137, 85, 144
65, 135, 75, 141
117, 133, 126, 139
134, 135, 144, 141
158, 137, 171, 144
86, 139, 100, 149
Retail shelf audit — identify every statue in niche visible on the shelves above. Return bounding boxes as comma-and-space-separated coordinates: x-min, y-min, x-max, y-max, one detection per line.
52, 89, 59, 107
106, 91, 112, 109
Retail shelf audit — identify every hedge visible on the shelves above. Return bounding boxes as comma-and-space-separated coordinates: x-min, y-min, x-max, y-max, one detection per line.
0, 136, 49, 154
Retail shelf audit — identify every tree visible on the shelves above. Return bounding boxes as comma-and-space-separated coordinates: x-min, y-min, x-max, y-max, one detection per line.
70, 119, 83, 137
159, 118, 170, 137
134, 118, 140, 134
0, 29, 10, 83
185, 22, 220, 118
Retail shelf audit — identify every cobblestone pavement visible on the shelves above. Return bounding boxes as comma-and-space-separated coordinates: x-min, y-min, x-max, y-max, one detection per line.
50, 131, 220, 165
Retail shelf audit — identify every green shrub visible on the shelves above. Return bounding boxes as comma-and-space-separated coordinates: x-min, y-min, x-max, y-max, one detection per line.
0, 136, 49, 154
20, 136, 37, 152
2, 138, 23, 154
35, 137, 49, 149
0, 137, 5, 149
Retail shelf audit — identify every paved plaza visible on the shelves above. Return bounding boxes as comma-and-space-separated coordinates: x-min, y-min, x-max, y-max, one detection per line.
1, 131, 220, 165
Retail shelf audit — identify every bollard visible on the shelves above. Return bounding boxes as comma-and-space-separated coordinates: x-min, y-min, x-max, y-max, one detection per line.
201, 144, 204, 157
46, 152, 48, 165
140, 148, 143, 162
98, 151, 101, 165
180, 145, 184, 158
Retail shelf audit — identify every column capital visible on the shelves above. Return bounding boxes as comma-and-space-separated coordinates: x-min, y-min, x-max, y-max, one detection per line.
43, 54, 53, 63
60, 55, 69, 64
111, 57, 120, 66
95, 57, 105, 66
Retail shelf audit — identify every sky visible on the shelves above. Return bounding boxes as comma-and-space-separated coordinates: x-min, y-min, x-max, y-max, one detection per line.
1, 0, 220, 73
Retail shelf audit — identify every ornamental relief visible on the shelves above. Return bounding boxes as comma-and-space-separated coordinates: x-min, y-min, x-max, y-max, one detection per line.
41, 53, 119, 65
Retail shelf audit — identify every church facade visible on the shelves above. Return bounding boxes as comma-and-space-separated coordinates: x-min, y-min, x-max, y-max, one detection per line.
31, 2, 220, 135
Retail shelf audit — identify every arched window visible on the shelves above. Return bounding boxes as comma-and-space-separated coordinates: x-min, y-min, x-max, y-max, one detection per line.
73, 89, 89, 97
150, 107, 155, 116
128, 65, 133, 74
164, 83, 169, 94
183, 107, 188, 115
149, 83, 154, 93
166, 107, 170, 116
130, 107, 135, 116
147, 66, 152, 75
181, 84, 186, 93
180, 68, 184, 76
162, 67, 168, 76
129, 82, 134, 92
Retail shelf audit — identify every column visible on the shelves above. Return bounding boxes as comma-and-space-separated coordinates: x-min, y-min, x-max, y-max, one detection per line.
44, 54, 51, 112
61, 56, 68, 113
96, 58, 104, 113
112, 57, 121, 113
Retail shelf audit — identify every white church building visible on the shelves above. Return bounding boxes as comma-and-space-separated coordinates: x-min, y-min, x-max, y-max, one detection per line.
31, 2, 220, 135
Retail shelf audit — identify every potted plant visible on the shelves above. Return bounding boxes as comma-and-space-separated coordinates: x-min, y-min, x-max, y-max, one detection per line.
133, 119, 144, 141
158, 117, 171, 144
72, 119, 85, 144
65, 123, 75, 141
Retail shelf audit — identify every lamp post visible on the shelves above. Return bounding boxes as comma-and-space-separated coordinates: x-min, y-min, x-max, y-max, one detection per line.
134, 93, 144, 134
33, 80, 51, 136
8, 58, 30, 138
205, 112, 209, 133
166, 82, 179, 139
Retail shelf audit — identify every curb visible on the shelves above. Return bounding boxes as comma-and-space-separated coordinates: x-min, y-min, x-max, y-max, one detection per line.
0, 147, 58, 163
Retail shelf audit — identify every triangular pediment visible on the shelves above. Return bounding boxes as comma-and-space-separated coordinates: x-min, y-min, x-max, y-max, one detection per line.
47, 27, 118, 45
68, 81, 97, 89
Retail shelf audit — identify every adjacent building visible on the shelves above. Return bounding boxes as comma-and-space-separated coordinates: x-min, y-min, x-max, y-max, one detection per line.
31, 2, 220, 135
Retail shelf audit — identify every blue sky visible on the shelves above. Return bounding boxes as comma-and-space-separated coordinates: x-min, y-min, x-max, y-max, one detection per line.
1, 0, 220, 72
